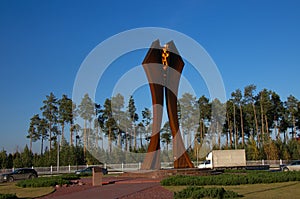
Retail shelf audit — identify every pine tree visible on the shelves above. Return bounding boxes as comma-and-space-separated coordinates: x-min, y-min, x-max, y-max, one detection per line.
127, 96, 138, 150
58, 94, 74, 145
27, 114, 40, 152
40, 92, 58, 152
78, 94, 95, 156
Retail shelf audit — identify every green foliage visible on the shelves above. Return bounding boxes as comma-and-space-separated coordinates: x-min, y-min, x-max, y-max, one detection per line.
0, 150, 8, 169
246, 138, 259, 160
0, 194, 18, 199
0, 88, 297, 169
16, 174, 79, 188
40, 92, 59, 152
12, 152, 23, 168
20, 145, 33, 167
174, 186, 240, 199
161, 171, 300, 186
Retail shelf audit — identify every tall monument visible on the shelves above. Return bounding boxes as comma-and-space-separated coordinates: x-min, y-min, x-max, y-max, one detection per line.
141, 40, 194, 169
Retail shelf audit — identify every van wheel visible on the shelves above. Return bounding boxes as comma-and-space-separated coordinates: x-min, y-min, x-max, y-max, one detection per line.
8, 176, 14, 182
283, 167, 289, 172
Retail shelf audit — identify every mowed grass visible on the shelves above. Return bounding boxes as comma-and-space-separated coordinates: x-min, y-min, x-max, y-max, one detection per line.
0, 182, 54, 198
165, 181, 300, 199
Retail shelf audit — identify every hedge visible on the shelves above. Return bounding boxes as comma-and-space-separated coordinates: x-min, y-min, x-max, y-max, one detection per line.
174, 186, 240, 199
161, 171, 300, 186
16, 174, 79, 188
0, 194, 18, 199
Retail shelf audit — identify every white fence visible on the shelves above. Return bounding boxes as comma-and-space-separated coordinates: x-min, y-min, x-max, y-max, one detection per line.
0, 160, 290, 175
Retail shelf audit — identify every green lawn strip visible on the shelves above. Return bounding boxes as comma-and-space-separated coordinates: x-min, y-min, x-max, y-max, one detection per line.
0, 182, 54, 198
164, 181, 300, 199
227, 181, 300, 199
173, 186, 240, 199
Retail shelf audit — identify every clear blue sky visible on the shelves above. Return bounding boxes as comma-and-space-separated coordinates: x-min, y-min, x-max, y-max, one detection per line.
0, 0, 299, 153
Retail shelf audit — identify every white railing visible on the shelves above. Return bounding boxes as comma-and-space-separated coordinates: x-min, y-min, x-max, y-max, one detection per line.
246, 159, 288, 167
0, 160, 292, 175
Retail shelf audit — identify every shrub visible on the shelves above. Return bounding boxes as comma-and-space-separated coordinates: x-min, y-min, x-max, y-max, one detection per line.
174, 186, 240, 199
16, 174, 79, 188
60, 174, 80, 180
0, 194, 18, 199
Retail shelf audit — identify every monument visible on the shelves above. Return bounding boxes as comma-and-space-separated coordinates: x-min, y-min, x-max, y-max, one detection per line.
141, 40, 194, 169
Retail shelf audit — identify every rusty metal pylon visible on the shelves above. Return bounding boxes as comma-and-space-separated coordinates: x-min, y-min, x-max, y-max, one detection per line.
141, 40, 194, 169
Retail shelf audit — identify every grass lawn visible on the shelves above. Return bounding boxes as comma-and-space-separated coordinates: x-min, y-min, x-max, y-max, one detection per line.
0, 182, 54, 198
165, 181, 300, 199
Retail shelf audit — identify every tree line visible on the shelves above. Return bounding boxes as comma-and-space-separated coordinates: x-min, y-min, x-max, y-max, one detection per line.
0, 84, 300, 169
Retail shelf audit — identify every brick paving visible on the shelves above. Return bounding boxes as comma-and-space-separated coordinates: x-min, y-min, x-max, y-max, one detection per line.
38, 177, 173, 199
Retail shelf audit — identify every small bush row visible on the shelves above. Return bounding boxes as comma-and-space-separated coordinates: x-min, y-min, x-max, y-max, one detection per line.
161, 171, 300, 186
16, 174, 79, 188
0, 194, 18, 199
174, 186, 240, 199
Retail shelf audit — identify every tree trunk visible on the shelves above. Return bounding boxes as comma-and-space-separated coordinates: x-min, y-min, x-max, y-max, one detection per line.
188, 128, 192, 148
41, 138, 44, 155
108, 127, 112, 153
226, 131, 228, 149
129, 126, 132, 151
292, 115, 296, 139
203, 121, 205, 138
229, 121, 233, 148
61, 123, 65, 146
95, 126, 99, 149
200, 121, 203, 140
117, 130, 121, 148
124, 130, 128, 151
83, 120, 86, 156
217, 122, 221, 149
226, 112, 229, 148
166, 143, 169, 151
133, 124, 136, 150
87, 121, 92, 152
275, 122, 280, 140
233, 104, 237, 148
265, 114, 269, 138
29, 135, 32, 152
227, 111, 233, 148
260, 95, 264, 144
239, 105, 244, 147
49, 122, 52, 152
140, 132, 143, 148
101, 129, 104, 150
252, 103, 259, 140
70, 125, 74, 146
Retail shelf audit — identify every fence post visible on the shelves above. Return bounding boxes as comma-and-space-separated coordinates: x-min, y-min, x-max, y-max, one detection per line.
122, 162, 124, 172
69, 165, 71, 173
262, 159, 265, 165
50, 165, 53, 175
280, 159, 282, 165
138, 162, 141, 170
104, 163, 106, 169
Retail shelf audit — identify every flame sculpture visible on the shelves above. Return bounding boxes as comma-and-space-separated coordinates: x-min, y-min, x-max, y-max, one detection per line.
141, 40, 194, 169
